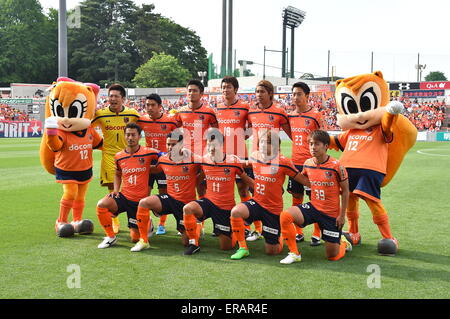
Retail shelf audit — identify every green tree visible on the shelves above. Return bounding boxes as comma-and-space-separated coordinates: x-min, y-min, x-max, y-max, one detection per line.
133, 52, 191, 88
424, 71, 447, 81
0, 0, 58, 85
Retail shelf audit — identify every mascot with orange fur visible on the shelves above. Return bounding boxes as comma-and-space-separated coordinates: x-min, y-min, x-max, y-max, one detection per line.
330, 71, 417, 255
40, 77, 102, 237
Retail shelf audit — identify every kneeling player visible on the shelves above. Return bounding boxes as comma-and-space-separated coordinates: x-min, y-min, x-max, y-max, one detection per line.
229, 130, 310, 260
132, 130, 202, 252
183, 129, 254, 255
279, 130, 351, 264
96, 123, 158, 248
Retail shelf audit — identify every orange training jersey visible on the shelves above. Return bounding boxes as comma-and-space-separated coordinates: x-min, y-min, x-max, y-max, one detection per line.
115, 146, 159, 202
54, 127, 102, 173
156, 153, 201, 204
174, 104, 217, 155
138, 113, 177, 152
250, 152, 299, 215
215, 100, 249, 159
248, 103, 289, 150
289, 107, 324, 165
302, 156, 348, 218
335, 125, 389, 174
201, 154, 244, 210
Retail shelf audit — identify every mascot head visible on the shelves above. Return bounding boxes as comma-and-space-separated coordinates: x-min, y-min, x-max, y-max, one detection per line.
335, 71, 389, 130
40, 77, 100, 174
45, 77, 99, 131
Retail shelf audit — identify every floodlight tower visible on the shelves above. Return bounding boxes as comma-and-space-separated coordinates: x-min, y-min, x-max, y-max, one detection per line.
59, 0, 68, 77
282, 6, 306, 78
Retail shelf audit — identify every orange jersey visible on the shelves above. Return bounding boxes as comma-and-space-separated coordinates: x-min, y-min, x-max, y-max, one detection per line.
138, 114, 177, 152
201, 154, 244, 210
250, 152, 299, 215
289, 108, 324, 165
335, 125, 389, 174
248, 103, 289, 150
174, 104, 217, 155
215, 100, 249, 158
302, 156, 348, 218
115, 146, 159, 202
156, 153, 201, 204
54, 127, 102, 172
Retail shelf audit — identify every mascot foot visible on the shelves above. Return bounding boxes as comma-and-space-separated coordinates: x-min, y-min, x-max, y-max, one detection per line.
377, 238, 398, 256
55, 221, 75, 238
72, 219, 94, 235
342, 232, 361, 246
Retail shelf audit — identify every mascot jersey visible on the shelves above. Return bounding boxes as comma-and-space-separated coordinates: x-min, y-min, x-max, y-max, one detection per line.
92, 106, 140, 156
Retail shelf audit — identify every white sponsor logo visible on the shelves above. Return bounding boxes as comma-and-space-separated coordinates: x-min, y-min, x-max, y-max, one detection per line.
262, 225, 279, 235
215, 224, 231, 232
167, 175, 190, 181
349, 135, 373, 141
323, 229, 340, 238
122, 167, 147, 174
145, 132, 167, 137
69, 143, 92, 151
206, 176, 231, 182
254, 173, 276, 183
217, 118, 241, 124
291, 127, 311, 133
310, 180, 335, 187
252, 123, 275, 128
128, 218, 137, 225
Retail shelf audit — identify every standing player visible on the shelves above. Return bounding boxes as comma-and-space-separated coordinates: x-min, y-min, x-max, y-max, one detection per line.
229, 130, 310, 260
182, 129, 254, 255
279, 130, 351, 264
245, 80, 292, 241
138, 93, 177, 235
132, 130, 202, 252
96, 123, 159, 249
92, 84, 140, 234
287, 82, 324, 245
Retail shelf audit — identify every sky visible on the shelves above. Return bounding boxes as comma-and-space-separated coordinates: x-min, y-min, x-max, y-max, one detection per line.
38, 0, 450, 83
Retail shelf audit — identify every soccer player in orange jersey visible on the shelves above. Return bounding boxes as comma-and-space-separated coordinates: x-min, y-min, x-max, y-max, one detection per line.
96, 123, 159, 249
182, 129, 254, 255
245, 80, 292, 241
287, 82, 325, 245
138, 93, 177, 235
279, 130, 352, 264
132, 130, 202, 252
229, 130, 309, 260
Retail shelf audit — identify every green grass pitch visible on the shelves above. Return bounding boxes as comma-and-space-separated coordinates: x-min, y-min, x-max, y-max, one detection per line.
0, 137, 449, 299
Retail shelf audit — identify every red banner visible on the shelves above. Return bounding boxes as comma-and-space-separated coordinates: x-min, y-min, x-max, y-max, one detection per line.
420, 81, 450, 90
0, 120, 42, 138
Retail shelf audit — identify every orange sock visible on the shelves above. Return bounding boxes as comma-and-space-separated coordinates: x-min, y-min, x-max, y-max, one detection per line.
96, 206, 115, 238
159, 214, 167, 227
59, 199, 73, 223
328, 240, 347, 261
253, 220, 262, 233
230, 217, 247, 249
184, 214, 199, 245
240, 195, 252, 203
72, 200, 85, 222
280, 211, 299, 255
277, 235, 284, 253
136, 206, 150, 243
312, 223, 321, 238
294, 224, 303, 236
245, 224, 251, 231
373, 214, 393, 239
347, 210, 359, 234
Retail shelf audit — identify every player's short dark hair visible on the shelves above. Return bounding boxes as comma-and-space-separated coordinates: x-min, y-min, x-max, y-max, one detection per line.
125, 122, 142, 135
108, 83, 126, 98
187, 79, 204, 93
205, 128, 224, 145
308, 130, 330, 146
292, 82, 310, 95
167, 129, 184, 143
221, 76, 239, 90
146, 93, 162, 105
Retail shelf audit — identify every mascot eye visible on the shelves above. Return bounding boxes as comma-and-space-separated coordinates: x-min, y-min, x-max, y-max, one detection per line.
341, 94, 358, 114
360, 87, 378, 112
68, 100, 87, 118
51, 99, 65, 117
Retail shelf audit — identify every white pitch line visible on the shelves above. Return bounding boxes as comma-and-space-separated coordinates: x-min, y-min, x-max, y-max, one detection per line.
417, 148, 450, 157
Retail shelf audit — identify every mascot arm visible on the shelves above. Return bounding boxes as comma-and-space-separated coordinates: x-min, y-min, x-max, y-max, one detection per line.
45, 117, 63, 151
381, 101, 403, 142
330, 134, 346, 152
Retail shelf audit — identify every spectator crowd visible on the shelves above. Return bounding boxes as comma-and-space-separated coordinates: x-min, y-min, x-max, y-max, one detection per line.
0, 104, 30, 121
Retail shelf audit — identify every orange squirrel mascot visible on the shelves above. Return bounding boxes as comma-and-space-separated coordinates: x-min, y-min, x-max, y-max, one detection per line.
330, 71, 417, 255
40, 77, 102, 237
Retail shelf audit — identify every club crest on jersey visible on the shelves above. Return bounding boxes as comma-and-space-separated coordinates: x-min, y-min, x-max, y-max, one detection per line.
182, 166, 189, 173
161, 124, 167, 131
268, 115, 275, 122
198, 114, 205, 121
224, 168, 231, 176
270, 166, 278, 175
365, 127, 373, 133
124, 117, 129, 124
139, 157, 145, 165
304, 119, 311, 126
88, 134, 93, 140
325, 171, 333, 180
234, 110, 241, 117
